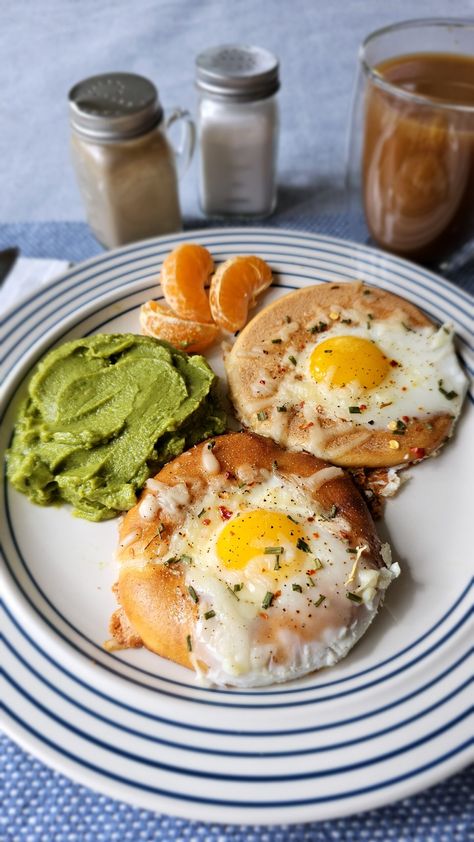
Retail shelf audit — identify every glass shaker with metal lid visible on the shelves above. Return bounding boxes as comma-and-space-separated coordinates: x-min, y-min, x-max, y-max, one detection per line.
195, 45, 280, 218
69, 73, 195, 248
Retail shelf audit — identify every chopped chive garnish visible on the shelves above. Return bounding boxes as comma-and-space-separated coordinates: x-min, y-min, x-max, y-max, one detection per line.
197, 509, 205, 518
227, 585, 240, 600
188, 585, 198, 604
271, 338, 282, 344
288, 355, 297, 366
277, 405, 287, 412
309, 321, 328, 334
307, 575, 316, 587
274, 556, 281, 570
297, 537, 311, 553
341, 318, 352, 324
265, 546, 284, 554
257, 410, 268, 421
164, 556, 179, 565
292, 584, 303, 592
394, 418, 407, 434
186, 634, 192, 651
233, 583, 243, 592
320, 504, 338, 520
204, 610, 216, 620
314, 594, 326, 607
349, 406, 361, 414
180, 555, 192, 564
287, 514, 299, 524
347, 591, 363, 604
346, 548, 357, 554
313, 557, 323, 570
262, 591, 275, 609
438, 379, 458, 400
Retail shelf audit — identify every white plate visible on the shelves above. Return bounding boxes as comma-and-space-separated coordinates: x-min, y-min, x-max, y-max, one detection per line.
1, 228, 472, 824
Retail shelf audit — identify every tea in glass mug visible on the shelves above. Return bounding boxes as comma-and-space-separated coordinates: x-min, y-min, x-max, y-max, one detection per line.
348, 20, 474, 268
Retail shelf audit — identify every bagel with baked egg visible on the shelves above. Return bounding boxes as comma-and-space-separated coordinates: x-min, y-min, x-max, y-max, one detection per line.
109, 431, 399, 687
225, 282, 467, 468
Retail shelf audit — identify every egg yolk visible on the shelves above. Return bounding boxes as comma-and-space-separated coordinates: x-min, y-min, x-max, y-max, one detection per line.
309, 335, 390, 389
216, 509, 306, 571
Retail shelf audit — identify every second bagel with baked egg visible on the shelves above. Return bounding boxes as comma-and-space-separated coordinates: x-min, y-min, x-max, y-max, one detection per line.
109, 432, 399, 687
225, 282, 467, 467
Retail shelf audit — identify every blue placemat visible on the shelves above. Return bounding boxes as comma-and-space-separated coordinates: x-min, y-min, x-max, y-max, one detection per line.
1, 218, 473, 841
0, 731, 472, 841
0, 215, 472, 295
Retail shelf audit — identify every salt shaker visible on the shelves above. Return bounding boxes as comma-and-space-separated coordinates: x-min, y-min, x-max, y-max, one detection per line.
69, 73, 195, 249
195, 45, 280, 218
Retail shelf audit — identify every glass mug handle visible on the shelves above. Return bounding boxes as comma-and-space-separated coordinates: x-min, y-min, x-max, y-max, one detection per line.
165, 108, 196, 179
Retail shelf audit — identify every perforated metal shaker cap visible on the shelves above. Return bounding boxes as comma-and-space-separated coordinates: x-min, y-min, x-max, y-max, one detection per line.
68, 72, 163, 140
195, 45, 280, 101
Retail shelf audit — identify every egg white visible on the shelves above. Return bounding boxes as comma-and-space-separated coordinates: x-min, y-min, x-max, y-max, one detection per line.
163, 472, 397, 687
276, 317, 467, 428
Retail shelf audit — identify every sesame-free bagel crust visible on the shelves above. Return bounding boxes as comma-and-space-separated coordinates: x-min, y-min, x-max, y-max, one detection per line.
225, 282, 454, 467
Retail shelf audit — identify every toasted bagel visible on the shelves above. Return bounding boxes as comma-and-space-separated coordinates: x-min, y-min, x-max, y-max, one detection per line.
225, 282, 466, 467
110, 432, 398, 687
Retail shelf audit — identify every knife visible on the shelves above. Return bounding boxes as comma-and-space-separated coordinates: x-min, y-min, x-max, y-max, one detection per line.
0, 247, 19, 287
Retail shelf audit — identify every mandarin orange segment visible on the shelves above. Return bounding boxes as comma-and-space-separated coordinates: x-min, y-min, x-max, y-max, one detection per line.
209, 256, 273, 332
140, 300, 219, 353
160, 243, 214, 323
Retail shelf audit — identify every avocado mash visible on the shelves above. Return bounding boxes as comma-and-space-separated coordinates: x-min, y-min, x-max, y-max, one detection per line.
7, 334, 226, 521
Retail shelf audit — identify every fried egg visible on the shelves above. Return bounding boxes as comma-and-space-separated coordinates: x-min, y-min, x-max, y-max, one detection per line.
226, 282, 468, 467
111, 433, 398, 688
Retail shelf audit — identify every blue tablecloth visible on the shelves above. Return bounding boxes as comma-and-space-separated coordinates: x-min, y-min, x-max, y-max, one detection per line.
0, 217, 473, 841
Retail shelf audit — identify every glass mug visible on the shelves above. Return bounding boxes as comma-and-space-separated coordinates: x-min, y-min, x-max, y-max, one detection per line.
346, 19, 474, 271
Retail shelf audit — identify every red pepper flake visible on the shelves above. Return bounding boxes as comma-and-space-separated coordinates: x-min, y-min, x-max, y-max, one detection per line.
402, 415, 410, 423
359, 404, 367, 411
306, 569, 316, 576
274, 590, 282, 599
259, 611, 269, 620
225, 470, 235, 480
389, 359, 399, 367
202, 518, 211, 526
218, 506, 233, 521
301, 422, 314, 430
307, 516, 315, 522
259, 379, 266, 384
410, 447, 426, 459
313, 531, 319, 538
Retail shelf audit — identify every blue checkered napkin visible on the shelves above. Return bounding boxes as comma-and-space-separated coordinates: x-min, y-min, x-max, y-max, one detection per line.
0, 734, 473, 841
